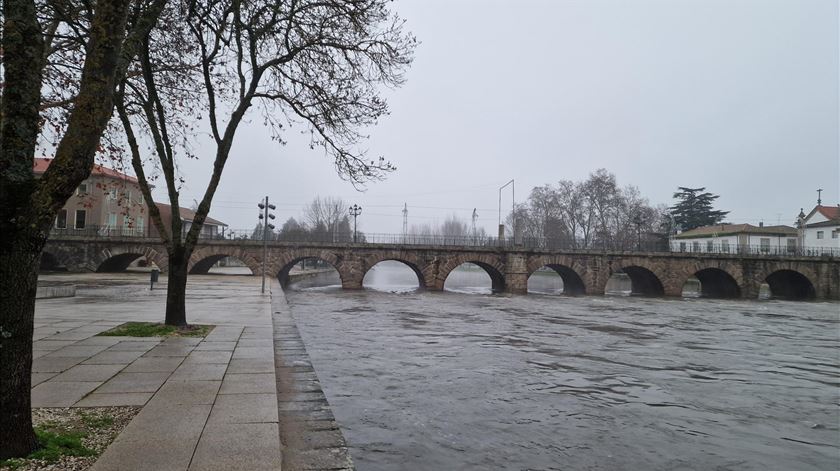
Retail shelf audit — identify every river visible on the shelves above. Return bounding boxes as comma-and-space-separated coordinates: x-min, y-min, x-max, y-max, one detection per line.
283, 262, 839, 471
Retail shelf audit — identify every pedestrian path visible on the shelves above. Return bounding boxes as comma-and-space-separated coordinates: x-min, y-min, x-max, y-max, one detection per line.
31, 276, 281, 470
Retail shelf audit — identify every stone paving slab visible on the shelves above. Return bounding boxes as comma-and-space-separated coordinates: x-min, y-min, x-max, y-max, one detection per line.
31, 380, 102, 407
96, 371, 171, 393
219, 373, 277, 394
51, 364, 125, 382
169, 362, 228, 381
193, 341, 237, 351
122, 356, 185, 373
44, 344, 110, 358
182, 350, 233, 364
227, 358, 275, 374
189, 423, 282, 471
152, 380, 221, 405
91, 403, 212, 471
82, 349, 147, 365
207, 393, 279, 424
32, 356, 83, 373
75, 392, 154, 407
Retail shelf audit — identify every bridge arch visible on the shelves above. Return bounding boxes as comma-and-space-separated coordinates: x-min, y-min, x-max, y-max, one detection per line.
526, 256, 588, 295
689, 268, 742, 298
361, 252, 429, 289
188, 246, 260, 275
271, 249, 347, 287
605, 260, 667, 296
94, 245, 167, 272
436, 253, 506, 293
764, 269, 817, 300
674, 262, 743, 299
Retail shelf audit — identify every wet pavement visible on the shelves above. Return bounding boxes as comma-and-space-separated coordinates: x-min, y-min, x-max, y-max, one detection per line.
287, 265, 840, 471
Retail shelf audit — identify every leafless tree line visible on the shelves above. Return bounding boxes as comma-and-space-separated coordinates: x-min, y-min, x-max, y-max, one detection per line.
507, 169, 667, 250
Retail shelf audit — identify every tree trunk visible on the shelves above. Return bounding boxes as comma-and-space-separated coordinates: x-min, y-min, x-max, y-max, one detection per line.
0, 241, 42, 458
164, 248, 189, 326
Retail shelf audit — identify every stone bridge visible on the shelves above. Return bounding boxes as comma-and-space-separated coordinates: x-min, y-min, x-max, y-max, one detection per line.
40, 237, 840, 301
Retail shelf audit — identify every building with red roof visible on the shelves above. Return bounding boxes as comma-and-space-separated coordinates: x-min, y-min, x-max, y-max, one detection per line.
34, 158, 226, 238
797, 204, 840, 252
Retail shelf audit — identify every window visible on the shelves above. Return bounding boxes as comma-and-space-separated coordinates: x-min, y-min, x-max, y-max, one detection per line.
760, 238, 770, 253
679, 242, 686, 252
107, 212, 117, 228
833, 231, 839, 239
137, 217, 145, 235
123, 215, 131, 228
137, 192, 144, 204
77, 183, 88, 195
126, 190, 132, 204
74, 210, 86, 229
692, 242, 700, 252
721, 240, 730, 253
706, 240, 714, 252
107, 189, 117, 201
55, 210, 67, 229
816, 231, 824, 239
787, 238, 796, 253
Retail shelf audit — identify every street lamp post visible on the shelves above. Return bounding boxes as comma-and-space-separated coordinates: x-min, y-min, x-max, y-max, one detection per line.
349, 204, 362, 243
258, 196, 276, 293
632, 214, 644, 251
498, 179, 514, 242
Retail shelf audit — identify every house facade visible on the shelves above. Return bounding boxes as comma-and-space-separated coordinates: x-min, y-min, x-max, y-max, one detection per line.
797, 205, 840, 255
36, 158, 226, 239
670, 223, 799, 255
151, 203, 228, 240
35, 158, 149, 236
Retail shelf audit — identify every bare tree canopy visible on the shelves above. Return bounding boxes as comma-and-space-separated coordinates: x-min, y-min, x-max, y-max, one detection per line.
113, 0, 415, 325
509, 169, 665, 250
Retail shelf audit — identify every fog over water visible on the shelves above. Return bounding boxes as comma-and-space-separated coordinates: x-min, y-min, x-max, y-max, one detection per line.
286, 263, 839, 471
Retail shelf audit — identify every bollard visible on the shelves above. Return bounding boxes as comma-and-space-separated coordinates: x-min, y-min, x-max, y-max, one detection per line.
150, 267, 160, 290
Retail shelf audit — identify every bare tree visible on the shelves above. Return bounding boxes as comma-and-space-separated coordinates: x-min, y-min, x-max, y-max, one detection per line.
116, 0, 415, 326
304, 196, 349, 238
1, 0, 166, 458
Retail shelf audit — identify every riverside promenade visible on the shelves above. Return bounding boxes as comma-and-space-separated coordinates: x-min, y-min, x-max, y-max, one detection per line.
31, 273, 351, 470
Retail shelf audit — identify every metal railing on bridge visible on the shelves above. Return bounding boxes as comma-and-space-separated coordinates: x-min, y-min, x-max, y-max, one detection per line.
48, 226, 839, 257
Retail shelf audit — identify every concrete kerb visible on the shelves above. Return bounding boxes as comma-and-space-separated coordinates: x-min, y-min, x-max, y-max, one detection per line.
270, 279, 355, 470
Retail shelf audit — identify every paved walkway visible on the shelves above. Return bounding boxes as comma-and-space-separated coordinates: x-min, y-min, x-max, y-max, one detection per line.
31, 273, 350, 470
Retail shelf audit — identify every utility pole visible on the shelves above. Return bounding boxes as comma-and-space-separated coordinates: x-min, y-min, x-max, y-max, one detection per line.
402, 203, 408, 241
349, 204, 362, 243
258, 196, 276, 294
498, 179, 514, 241
471, 208, 478, 244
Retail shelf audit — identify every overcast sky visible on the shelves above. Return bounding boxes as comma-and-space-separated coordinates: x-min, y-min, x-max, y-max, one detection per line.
155, 0, 839, 235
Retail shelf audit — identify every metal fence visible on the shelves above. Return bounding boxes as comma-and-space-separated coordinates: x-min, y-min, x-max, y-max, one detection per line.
48, 226, 839, 257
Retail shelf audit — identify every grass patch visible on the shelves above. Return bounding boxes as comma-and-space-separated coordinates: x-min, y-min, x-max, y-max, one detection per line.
0, 428, 96, 467
80, 412, 114, 429
28, 428, 96, 462
97, 322, 214, 338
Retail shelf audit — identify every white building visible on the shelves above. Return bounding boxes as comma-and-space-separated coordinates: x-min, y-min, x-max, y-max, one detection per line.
670, 223, 798, 255
797, 205, 839, 255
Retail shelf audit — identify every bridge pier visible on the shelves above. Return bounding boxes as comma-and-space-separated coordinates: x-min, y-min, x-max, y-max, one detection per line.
505, 253, 529, 295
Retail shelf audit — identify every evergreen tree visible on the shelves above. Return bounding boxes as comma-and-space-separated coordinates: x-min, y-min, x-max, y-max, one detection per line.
670, 187, 729, 231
